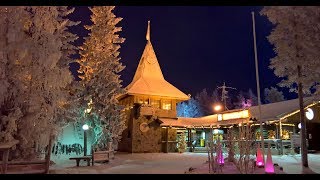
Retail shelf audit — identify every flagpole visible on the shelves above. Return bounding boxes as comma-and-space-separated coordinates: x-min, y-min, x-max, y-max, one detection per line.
251, 11, 265, 166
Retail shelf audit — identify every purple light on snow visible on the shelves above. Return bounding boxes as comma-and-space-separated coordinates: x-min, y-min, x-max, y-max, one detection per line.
218, 151, 224, 165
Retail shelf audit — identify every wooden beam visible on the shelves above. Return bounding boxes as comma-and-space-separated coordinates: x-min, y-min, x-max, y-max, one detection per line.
1, 149, 9, 174
165, 127, 169, 153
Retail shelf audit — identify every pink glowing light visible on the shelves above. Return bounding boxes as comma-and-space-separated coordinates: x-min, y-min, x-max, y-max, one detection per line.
265, 144, 275, 174
218, 150, 224, 165
256, 142, 264, 167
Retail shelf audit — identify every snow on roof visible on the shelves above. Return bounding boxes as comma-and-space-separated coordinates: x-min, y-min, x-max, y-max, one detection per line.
125, 22, 190, 101
159, 96, 319, 127
249, 96, 319, 122
159, 115, 218, 127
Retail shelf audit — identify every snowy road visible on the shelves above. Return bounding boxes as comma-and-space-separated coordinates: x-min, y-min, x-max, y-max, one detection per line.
50, 152, 320, 174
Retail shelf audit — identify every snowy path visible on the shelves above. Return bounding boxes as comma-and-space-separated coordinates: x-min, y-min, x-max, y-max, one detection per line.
272, 154, 320, 174
50, 152, 320, 174
50, 152, 207, 174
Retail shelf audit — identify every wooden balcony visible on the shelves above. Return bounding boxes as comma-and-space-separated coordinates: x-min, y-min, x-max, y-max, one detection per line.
139, 105, 176, 118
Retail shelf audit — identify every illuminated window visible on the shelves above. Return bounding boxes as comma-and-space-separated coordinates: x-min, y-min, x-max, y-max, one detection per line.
138, 97, 149, 105
151, 99, 160, 108
162, 100, 172, 110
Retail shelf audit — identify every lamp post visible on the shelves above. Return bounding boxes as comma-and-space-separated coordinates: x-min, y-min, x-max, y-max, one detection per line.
82, 124, 89, 156
252, 11, 265, 166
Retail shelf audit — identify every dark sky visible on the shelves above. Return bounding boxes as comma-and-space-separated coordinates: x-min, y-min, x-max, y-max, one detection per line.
68, 6, 298, 101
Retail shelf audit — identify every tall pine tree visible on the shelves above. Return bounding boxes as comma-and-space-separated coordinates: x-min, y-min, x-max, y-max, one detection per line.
77, 6, 126, 150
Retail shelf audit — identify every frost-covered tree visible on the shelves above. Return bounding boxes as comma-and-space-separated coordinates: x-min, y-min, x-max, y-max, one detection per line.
235, 91, 247, 109
264, 87, 285, 104
77, 6, 126, 150
0, 6, 78, 159
247, 89, 258, 106
261, 6, 320, 167
177, 97, 203, 117
234, 90, 257, 109
195, 88, 219, 116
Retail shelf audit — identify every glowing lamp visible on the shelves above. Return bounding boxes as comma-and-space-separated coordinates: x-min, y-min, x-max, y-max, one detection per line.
214, 105, 222, 112
306, 108, 314, 120
82, 124, 89, 131
256, 142, 264, 167
265, 143, 275, 174
298, 123, 301, 129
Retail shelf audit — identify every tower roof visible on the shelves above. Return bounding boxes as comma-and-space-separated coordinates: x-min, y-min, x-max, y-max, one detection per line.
125, 21, 189, 100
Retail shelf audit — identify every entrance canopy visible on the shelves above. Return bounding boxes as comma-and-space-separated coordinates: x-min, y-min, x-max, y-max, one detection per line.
159, 96, 320, 128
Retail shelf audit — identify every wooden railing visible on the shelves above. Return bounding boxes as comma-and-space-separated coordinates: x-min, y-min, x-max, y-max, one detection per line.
1, 134, 53, 174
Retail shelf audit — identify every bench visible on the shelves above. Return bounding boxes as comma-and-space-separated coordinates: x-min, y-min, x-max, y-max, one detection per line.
91, 149, 115, 166
69, 156, 92, 167
1, 134, 53, 174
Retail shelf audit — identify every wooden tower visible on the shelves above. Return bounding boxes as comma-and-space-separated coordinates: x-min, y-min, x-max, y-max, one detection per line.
117, 21, 189, 152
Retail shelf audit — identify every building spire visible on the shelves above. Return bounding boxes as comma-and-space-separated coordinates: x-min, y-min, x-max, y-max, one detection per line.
146, 20, 150, 41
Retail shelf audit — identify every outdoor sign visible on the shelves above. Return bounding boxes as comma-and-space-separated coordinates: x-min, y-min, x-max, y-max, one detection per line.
291, 134, 300, 147
217, 110, 249, 121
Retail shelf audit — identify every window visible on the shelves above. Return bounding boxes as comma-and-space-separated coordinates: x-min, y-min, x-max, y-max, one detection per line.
151, 99, 160, 108
138, 97, 149, 105
162, 100, 172, 110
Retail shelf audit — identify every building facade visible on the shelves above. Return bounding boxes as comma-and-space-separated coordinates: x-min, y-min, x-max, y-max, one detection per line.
117, 21, 190, 153
117, 21, 320, 153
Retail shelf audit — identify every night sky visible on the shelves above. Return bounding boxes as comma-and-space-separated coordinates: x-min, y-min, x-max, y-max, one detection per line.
68, 6, 297, 101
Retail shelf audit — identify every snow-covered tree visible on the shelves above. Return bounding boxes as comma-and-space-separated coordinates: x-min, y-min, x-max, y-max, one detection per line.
195, 88, 219, 116
0, 6, 78, 159
177, 97, 203, 118
77, 6, 126, 150
234, 91, 249, 109
264, 87, 285, 104
234, 89, 257, 109
261, 6, 320, 168
247, 89, 258, 106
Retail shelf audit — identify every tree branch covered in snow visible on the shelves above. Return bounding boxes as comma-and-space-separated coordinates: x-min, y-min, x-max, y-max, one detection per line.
0, 6, 78, 159
264, 86, 285, 104
177, 97, 203, 118
261, 7, 320, 94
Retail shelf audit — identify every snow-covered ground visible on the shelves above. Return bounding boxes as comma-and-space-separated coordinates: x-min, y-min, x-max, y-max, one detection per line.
272, 153, 320, 174
49, 152, 320, 174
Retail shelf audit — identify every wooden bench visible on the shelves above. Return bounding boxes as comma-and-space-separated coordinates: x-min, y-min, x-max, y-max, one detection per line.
69, 156, 92, 167
1, 134, 53, 174
91, 149, 115, 166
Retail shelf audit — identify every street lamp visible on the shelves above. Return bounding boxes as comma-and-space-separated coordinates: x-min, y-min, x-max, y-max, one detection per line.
214, 104, 223, 112
82, 124, 89, 156
214, 105, 222, 112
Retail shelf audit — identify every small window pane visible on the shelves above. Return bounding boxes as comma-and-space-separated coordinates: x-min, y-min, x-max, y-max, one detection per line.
162, 100, 171, 110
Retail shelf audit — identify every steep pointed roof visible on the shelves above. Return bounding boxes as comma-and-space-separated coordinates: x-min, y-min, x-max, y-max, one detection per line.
125, 21, 189, 100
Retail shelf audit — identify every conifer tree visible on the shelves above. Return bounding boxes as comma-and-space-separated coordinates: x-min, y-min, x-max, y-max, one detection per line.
77, 6, 126, 149
0, 6, 78, 159
264, 87, 285, 104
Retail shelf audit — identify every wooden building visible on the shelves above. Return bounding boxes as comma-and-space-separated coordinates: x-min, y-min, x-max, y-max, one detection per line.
117, 21, 190, 153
